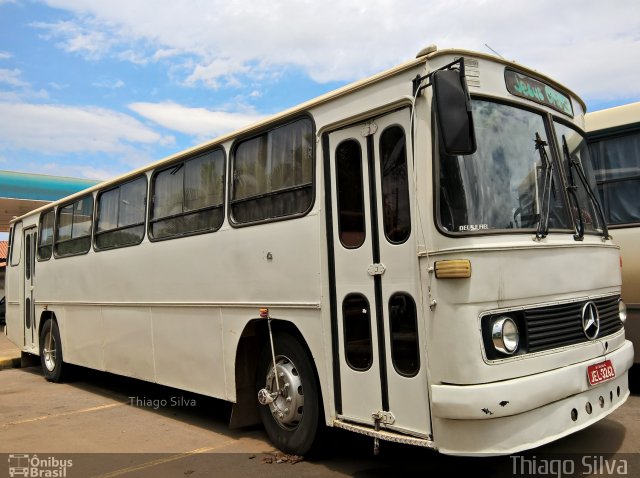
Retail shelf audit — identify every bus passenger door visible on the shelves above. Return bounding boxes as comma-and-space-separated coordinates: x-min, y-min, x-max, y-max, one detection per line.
327, 125, 383, 425
326, 108, 431, 438
23, 228, 37, 349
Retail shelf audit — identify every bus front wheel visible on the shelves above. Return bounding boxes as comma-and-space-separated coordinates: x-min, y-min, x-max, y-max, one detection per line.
256, 332, 323, 456
39, 319, 65, 382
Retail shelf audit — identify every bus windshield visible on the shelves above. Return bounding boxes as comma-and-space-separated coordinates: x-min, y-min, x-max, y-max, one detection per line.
439, 99, 571, 233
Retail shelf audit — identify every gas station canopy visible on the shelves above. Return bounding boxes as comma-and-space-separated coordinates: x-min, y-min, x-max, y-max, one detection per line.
0, 170, 99, 232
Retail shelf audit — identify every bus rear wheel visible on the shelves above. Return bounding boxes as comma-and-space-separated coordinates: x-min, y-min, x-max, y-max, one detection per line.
256, 332, 323, 456
40, 319, 65, 382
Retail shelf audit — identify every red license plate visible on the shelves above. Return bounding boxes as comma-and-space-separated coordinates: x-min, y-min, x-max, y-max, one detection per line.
587, 360, 615, 386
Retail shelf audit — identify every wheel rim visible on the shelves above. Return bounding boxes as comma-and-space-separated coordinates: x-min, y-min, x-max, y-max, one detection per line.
264, 354, 304, 430
43, 330, 57, 372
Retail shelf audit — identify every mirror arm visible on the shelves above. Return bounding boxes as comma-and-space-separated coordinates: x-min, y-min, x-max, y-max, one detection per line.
411, 74, 431, 97
412, 57, 467, 97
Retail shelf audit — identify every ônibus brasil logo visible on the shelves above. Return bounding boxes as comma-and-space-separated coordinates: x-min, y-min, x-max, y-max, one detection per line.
8, 454, 73, 477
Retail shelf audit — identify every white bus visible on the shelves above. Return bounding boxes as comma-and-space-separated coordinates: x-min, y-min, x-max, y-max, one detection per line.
586, 102, 640, 391
5, 46, 633, 456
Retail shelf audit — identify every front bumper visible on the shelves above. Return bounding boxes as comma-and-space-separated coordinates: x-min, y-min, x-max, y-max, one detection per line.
430, 340, 634, 455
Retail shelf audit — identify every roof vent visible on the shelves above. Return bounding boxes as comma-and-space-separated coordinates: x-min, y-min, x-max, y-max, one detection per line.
416, 44, 437, 58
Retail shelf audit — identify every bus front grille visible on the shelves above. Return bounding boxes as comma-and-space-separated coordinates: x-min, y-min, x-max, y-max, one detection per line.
525, 295, 622, 353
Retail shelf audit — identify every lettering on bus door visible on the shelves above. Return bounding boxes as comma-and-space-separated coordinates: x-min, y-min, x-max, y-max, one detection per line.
23, 228, 37, 349
326, 108, 431, 437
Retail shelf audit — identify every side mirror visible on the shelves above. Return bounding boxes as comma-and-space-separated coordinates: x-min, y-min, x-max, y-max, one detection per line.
432, 68, 477, 156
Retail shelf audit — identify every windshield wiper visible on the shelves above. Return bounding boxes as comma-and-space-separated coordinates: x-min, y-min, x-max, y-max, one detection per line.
562, 135, 585, 240
535, 132, 552, 239
562, 135, 610, 240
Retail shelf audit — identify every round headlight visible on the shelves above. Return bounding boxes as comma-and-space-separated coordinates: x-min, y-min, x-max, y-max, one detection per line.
619, 300, 627, 323
492, 316, 519, 355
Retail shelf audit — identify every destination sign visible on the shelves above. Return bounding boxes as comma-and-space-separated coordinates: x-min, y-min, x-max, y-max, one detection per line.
505, 69, 573, 117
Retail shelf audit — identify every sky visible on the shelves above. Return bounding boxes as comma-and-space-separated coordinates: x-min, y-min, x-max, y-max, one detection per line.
0, 0, 639, 184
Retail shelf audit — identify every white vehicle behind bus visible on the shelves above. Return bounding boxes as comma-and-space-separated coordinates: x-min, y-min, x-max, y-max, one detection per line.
5, 46, 633, 456
586, 102, 640, 391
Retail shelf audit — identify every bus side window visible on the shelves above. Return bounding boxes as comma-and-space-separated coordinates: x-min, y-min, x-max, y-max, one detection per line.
54, 196, 93, 257
150, 149, 225, 240
38, 210, 55, 260
96, 176, 147, 249
230, 118, 314, 224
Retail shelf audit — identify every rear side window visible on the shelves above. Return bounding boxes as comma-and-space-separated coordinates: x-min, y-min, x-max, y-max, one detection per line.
150, 149, 225, 239
37, 210, 55, 260
96, 176, 147, 250
55, 195, 93, 257
231, 117, 314, 224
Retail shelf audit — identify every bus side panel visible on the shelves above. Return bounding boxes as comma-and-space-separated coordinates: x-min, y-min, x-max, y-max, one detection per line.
59, 306, 104, 371
152, 306, 225, 398
103, 307, 154, 381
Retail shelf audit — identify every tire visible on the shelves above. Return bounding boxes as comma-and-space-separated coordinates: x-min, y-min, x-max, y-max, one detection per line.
39, 319, 65, 382
256, 332, 324, 456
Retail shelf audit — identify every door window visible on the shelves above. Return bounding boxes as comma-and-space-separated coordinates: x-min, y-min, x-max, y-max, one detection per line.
336, 139, 366, 248
389, 293, 420, 376
343, 293, 373, 371
380, 126, 411, 243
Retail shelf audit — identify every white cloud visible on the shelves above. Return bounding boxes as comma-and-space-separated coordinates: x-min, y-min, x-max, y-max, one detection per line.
128, 101, 265, 139
92, 78, 125, 89
152, 48, 182, 61
0, 68, 29, 87
32, 0, 640, 103
0, 51, 12, 60
49, 82, 69, 90
0, 102, 172, 154
184, 58, 250, 89
31, 18, 119, 61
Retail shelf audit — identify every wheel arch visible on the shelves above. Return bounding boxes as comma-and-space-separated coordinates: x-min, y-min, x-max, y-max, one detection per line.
38, 310, 58, 348
230, 318, 325, 429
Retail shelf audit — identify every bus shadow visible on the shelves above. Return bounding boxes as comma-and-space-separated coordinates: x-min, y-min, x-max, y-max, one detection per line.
21, 363, 242, 436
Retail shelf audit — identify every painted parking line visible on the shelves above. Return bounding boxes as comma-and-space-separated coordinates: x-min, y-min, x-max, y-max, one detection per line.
1, 402, 124, 427
89, 442, 238, 478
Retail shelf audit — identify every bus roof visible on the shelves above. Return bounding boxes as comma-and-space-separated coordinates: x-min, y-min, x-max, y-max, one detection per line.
585, 101, 640, 133
10, 46, 586, 225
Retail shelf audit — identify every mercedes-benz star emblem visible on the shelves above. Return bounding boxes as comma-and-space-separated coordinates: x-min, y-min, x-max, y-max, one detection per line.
581, 301, 600, 340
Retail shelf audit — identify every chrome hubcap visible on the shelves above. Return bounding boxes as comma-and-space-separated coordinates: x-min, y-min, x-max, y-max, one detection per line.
43, 331, 56, 372
264, 355, 304, 430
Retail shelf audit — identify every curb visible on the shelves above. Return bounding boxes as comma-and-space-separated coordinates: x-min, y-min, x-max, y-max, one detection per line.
0, 356, 22, 370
